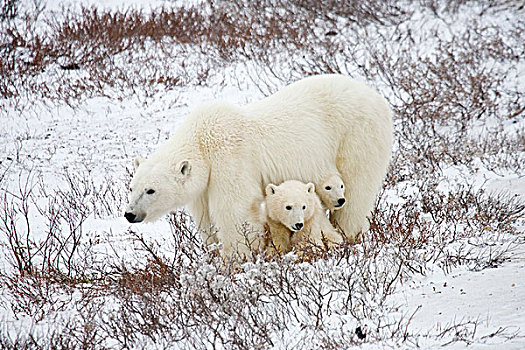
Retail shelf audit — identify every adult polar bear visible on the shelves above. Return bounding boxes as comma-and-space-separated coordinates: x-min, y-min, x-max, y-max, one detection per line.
125, 74, 392, 257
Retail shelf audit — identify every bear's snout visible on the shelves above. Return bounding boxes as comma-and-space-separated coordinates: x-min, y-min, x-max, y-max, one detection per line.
124, 212, 136, 222
336, 198, 346, 207
125, 212, 144, 223
292, 222, 304, 231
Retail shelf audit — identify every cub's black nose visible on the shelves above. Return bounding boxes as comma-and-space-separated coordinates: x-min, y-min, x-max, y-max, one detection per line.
124, 212, 136, 223
338, 198, 346, 206
294, 222, 304, 231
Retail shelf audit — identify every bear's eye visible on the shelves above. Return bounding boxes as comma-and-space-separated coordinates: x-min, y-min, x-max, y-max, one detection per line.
146, 189, 155, 195
325, 186, 332, 190
285, 205, 292, 211
302, 205, 306, 210
341, 185, 344, 189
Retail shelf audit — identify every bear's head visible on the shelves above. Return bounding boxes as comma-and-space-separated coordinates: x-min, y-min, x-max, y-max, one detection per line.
318, 174, 346, 211
124, 156, 209, 223
265, 180, 316, 232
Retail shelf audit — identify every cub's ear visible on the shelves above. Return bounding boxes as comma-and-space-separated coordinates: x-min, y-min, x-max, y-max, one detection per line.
265, 184, 277, 196
178, 160, 191, 176
306, 183, 315, 193
134, 156, 146, 169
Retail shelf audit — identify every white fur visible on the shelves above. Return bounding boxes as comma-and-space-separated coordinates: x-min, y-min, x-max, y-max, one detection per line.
318, 173, 346, 212
262, 180, 342, 255
125, 74, 392, 257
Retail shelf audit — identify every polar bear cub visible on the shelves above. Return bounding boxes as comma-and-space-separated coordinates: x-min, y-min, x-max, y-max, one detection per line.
318, 173, 346, 212
261, 180, 343, 255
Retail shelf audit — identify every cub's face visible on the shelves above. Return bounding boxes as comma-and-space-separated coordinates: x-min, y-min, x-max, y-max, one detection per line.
265, 181, 316, 232
124, 156, 207, 223
318, 174, 346, 211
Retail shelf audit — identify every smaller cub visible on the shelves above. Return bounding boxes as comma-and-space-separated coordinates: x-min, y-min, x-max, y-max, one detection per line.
260, 180, 343, 255
317, 173, 346, 213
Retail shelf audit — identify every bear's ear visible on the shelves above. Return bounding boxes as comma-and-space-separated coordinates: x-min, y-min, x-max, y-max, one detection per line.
134, 156, 146, 169
265, 184, 277, 196
178, 160, 191, 176
306, 183, 315, 193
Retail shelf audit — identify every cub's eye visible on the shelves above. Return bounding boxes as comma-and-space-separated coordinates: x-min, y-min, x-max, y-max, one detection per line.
130, 188, 133, 192
302, 205, 306, 210
341, 185, 344, 189
285, 205, 292, 211
146, 189, 155, 195
325, 186, 332, 190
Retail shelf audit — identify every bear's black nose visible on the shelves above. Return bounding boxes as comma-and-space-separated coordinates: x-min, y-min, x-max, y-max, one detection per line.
124, 212, 136, 223
338, 198, 346, 206
293, 222, 304, 231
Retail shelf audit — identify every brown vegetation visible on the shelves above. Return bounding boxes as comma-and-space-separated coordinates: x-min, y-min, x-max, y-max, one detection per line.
0, 0, 523, 348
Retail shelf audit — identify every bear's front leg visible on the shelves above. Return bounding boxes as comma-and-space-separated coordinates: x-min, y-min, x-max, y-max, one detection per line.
187, 194, 218, 245
266, 222, 292, 255
331, 206, 368, 244
208, 183, 266, 260
317, 214, 343, 248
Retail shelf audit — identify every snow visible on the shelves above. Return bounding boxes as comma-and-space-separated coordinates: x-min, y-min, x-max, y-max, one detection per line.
397, 253, 525, 349
0, 0, 524, 348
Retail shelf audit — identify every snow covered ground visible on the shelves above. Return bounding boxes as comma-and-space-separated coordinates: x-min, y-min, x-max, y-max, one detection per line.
399, 255, 525, 349
0, 0, 523, 348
